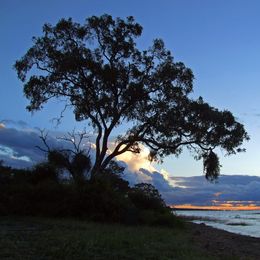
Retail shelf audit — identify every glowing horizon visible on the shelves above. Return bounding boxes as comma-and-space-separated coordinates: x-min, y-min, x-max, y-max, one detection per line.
172, 203, 260, 211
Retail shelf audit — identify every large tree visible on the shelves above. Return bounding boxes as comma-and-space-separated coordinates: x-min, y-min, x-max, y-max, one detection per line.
15, 14, 249, 180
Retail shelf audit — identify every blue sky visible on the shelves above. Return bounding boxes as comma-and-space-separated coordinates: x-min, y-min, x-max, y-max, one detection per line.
1, 0, 260, 177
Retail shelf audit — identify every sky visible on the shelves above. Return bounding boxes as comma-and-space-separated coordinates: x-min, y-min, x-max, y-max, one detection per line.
1, 122, 260, 208
1, 0, 260, 179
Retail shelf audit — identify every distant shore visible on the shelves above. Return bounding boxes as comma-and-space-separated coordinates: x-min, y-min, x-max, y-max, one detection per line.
187, 221, 260, 259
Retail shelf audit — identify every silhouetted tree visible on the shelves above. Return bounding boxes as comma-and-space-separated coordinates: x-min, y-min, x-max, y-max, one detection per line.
37, 129, 91, 184
15, 14, 249, 180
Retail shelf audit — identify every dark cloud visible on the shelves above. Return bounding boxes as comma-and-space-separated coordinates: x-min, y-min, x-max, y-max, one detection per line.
1, 121, 260, 207
0, 153, 32, 169
0, 128, 44, 167
0, 126, 80, 168
167, 175, 260, 206
138, 168, 174, 192
119, 168, 260, 207
120, 166, 174, 192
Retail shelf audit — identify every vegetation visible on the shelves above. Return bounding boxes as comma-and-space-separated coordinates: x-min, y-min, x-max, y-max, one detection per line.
14, 14, 248, 181
0, 13, 253, 260
1, 13, 251, 257
37, 129, 92, 185
0, 217, 218, 260
0, 162, 181, 227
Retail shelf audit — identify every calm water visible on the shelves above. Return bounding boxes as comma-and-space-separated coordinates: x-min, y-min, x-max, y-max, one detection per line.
176, 210, 260, 238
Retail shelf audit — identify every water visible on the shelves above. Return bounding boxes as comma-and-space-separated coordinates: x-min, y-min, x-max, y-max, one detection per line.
176, 210, 260, 238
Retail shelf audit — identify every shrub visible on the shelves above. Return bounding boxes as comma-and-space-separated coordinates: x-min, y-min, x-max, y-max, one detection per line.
129, 183, 166, 212
30, 162, 59, 185
0, 161, 183, 228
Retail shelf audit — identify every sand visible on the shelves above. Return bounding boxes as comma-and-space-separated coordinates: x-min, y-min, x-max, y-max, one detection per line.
188, 222, 260, 259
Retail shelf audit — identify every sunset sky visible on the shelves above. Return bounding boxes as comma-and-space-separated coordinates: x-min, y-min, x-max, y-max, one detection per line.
1, 0, 260, 180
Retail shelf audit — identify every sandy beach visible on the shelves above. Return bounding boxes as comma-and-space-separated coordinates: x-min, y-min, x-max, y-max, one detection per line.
188, 222, 260, 259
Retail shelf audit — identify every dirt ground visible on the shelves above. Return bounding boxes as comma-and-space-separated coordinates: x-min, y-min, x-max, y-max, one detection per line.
188, 222, 260, 259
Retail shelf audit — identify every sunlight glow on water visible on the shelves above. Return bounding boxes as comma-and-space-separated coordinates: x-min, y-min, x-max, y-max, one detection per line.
176, 210, 260, 238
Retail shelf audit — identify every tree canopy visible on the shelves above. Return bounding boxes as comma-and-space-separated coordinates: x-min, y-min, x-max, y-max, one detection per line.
15, 14, 249, 180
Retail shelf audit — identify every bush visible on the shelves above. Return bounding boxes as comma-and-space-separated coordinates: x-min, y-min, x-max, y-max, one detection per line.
30, 162, 59, 185
128, 183, 166, 212
0, 161, 183, 228
153, 211, 184, 228
77, 178, 131, 222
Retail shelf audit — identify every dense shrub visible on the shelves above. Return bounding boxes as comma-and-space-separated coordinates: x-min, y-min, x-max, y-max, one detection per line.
30, 162, 59, 184
129, 183, 167, 212
0, 162, 183, 227
0, 164, 12, 185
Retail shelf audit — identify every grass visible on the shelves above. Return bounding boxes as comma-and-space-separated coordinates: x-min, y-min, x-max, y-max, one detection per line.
0, 216, 221, 260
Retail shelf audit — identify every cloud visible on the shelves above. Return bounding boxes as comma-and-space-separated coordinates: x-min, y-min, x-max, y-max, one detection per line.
1, 120, 260, 207
166, 175, 260, 206
0, 128, 44, 167
116, 171, 260, 207
0, 124, 83, 168
1, 119, 29, 129
115, 146, 177, 194
116, 145, 155, 172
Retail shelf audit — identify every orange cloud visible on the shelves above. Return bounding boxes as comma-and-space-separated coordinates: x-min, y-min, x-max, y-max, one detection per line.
172, 202, 260, 211
116, 145, 156, 172
115, 145, 178, 188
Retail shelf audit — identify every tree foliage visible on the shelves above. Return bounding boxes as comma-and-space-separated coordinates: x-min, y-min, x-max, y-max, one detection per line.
36, 129, 92, 184
48, 150, 91, 184
15, 14, 249, 180
203, 150, 221, 181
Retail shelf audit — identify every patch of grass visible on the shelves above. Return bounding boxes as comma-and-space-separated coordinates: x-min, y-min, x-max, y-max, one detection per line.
0, 217, 217, 260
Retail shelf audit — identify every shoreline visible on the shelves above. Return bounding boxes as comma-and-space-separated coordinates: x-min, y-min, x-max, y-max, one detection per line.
187, 221, 260, 259
0, 216, 260, 259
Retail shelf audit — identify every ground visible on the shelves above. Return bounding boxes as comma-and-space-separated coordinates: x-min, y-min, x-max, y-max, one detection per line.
0, 217, 259, 259
187, 222, 260, 259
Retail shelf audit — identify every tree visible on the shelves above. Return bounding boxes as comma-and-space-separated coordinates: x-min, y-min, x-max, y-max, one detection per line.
36, 129, 92, 184
15, 14, 249, 180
